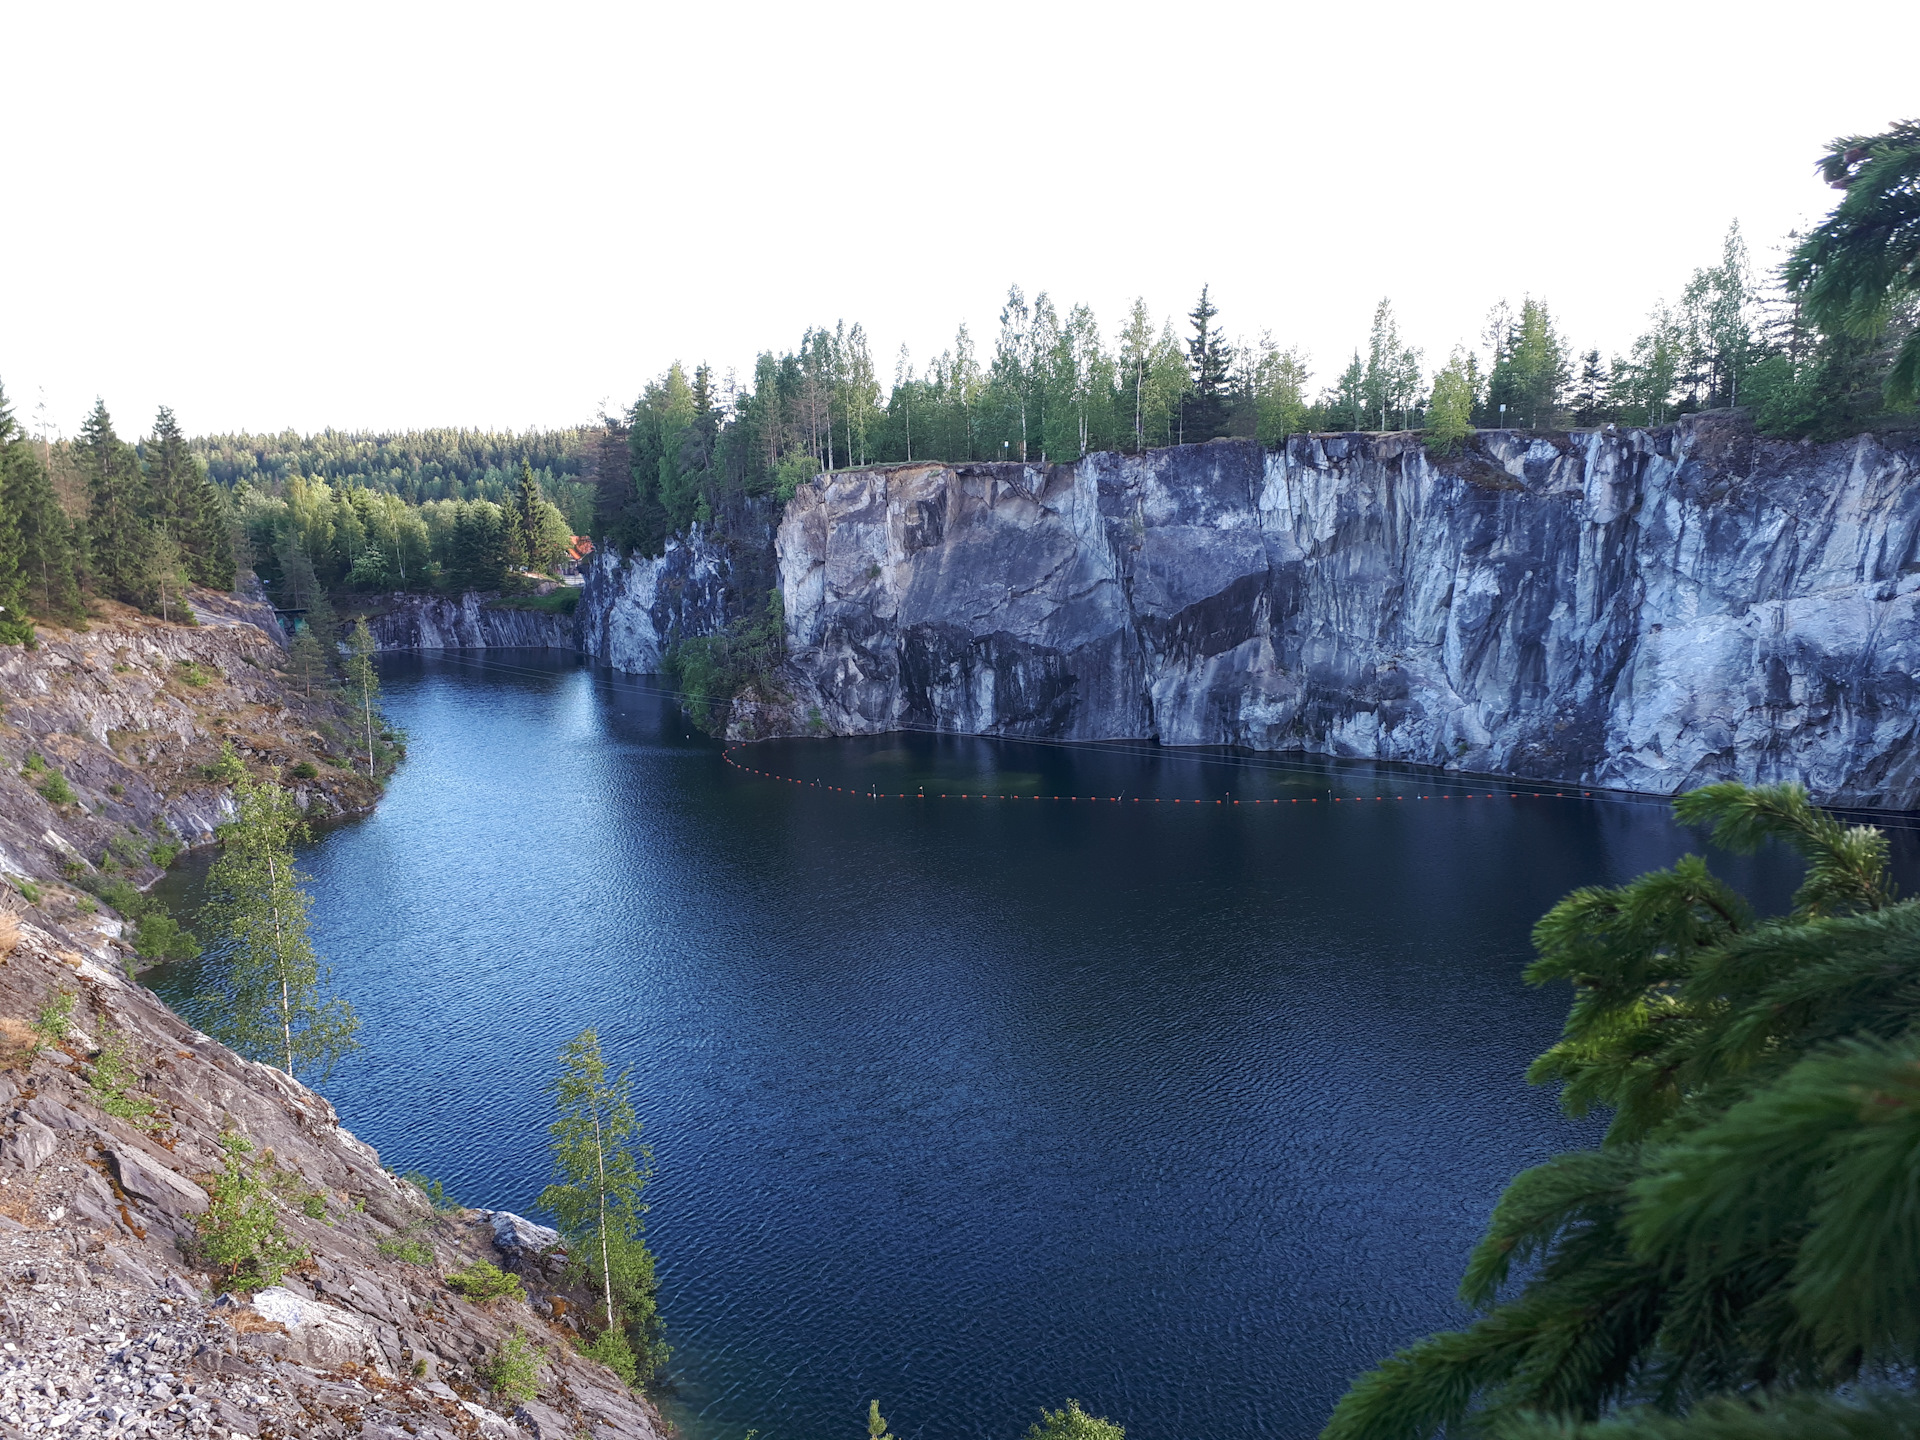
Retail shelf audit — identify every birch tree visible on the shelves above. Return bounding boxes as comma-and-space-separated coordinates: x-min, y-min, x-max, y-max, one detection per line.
344, 617, 382, 778
196, 777, 360, 1079
538, 1028, 667, 1387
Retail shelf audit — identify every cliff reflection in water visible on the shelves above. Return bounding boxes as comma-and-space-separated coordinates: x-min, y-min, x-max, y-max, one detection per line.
155, 650, 1868, 1440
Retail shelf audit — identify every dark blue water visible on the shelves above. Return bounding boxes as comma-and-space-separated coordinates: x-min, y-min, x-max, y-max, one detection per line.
150, 651, 1842, 1440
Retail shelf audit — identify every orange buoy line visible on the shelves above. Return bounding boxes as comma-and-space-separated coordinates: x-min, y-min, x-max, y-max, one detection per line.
717, 745, 1598, 808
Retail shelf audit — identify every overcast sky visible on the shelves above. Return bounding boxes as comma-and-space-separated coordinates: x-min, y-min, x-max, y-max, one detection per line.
3, 0, 1914, 439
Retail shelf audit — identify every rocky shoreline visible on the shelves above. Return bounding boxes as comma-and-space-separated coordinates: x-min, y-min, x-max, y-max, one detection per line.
0, 594, 667, 1439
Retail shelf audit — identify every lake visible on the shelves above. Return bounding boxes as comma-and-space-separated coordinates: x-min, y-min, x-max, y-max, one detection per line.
150, 650, 1845, 1440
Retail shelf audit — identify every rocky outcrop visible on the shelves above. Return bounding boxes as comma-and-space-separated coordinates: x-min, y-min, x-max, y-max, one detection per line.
0, 890, 666, 1439
761, 418, 1920, 806
578, 526, 737, 673
0, 593, 384, 940
361, 594, 578, 652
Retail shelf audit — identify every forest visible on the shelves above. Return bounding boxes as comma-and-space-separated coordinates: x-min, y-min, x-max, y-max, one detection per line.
0, 122, 1911, 630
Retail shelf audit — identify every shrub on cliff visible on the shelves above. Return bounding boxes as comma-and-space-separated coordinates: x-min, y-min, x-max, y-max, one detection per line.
666, 589, 786, 739
192, 1133, 308, 1290
478, 1329, 544, 1406
444, 1259, 525, 1304
1324, 783, 1920, 1439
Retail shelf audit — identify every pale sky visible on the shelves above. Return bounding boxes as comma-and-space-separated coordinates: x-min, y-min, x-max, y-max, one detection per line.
3, 0, 1914, 439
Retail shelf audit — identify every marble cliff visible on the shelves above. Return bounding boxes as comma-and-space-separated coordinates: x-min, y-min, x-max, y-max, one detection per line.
582, 417, 1920, 807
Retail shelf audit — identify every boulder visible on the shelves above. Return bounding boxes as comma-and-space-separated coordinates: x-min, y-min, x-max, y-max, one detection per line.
491, 1209, 563, 1273
515, 1400, 575, 1438
107, 1145, 208, 1218
250, 1287, 394, 1376
0, 1116, 56, 1173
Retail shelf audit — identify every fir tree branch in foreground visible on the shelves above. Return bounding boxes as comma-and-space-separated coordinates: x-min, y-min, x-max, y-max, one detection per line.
1323, 782, 1920, 1440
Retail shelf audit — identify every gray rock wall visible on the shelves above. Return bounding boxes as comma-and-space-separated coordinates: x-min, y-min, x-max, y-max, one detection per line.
766, 418, 1920, 806
578, 526, 737, 672
363, 593, 578, 651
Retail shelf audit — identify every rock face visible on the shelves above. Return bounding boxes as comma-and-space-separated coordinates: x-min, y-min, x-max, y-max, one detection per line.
763, 419, 1920, 806
0, 896, 666, 1439
0, 591, 383, 919
578, 525, 738, 673
361, 593, 578, 651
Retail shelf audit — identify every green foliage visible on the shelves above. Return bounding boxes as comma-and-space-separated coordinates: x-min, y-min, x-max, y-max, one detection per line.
344, 617, 385, 779
489, 588, 579, 615
194, 775, 360, 1079
300, 1192, 328, 1219
538, 1027, 668, 1386
192, 1133, 307, 1289
1424, 349, 1475, 456
32, 990, 75, 1054
580, 1324, 639, 1385
477, 1329, 543, 1406
1787, 120, 1920, 409
148, 839, 180, 868
79, 400, 158, 612
174, 660, 211, 687
868, 1399, 896, 1440
377, 1234, 434, 1264
87, 1027, 163, 1128
144, 406, 234, 591
36, 768, 75, 806
444, 1258, 526, 1303
203, 741, 247, 784
772, 452, 819, 502
10, 877, 41, 905
1325, 783, 1920, 1440
666, 590, 786, 738
1026, 1400, 1125, 1440
289, 760, 318, 780
0, 385, 81, 627
1501, 1389, 1920, 1440
403, 1170, 460, 1212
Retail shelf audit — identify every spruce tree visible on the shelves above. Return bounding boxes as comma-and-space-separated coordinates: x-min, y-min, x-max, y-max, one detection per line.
194, 776, 360, 1080
1182, 285, 1233, 441
1326, 782, 1920, 1440
538, 1028, 667, 1386
145, 406, 234, 590
0, 387, 82, 623
0, 385, 36, 645
77, 400, 156, 609
512, 462, 542, 572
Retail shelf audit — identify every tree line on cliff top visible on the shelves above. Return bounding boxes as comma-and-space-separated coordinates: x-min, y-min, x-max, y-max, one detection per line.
593, 119, 1917, 555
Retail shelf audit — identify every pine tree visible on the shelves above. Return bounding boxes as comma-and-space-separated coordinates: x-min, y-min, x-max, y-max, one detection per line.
1182, 285, 1233, 441
537, 1028, 667, 1387
194, 776, 360, 1080
1326, 782, 1920, 1440
77, 400, 156, 609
